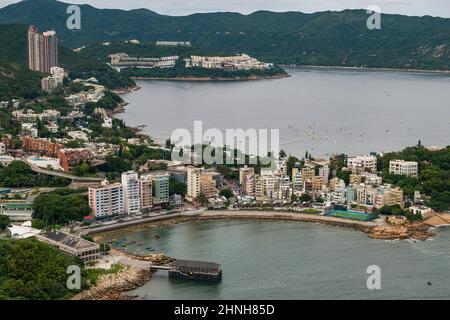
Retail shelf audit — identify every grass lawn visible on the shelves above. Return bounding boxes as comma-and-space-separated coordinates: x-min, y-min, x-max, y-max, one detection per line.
86, 263, 124, 286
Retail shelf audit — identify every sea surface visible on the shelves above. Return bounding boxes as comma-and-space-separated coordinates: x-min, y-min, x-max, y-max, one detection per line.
117, 67, 450, 157
112, 220, 450, 300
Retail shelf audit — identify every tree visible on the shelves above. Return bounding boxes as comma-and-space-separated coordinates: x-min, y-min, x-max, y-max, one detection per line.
197, 193, 209, 206
219, 188, 234, 199
299, 193, 312, 203
0, 215, 10, 231
291, 194, 298, 203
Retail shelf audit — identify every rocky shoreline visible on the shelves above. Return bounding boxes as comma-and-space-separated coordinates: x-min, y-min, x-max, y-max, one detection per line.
367, 221, 434, 241
72, 264, 152, 300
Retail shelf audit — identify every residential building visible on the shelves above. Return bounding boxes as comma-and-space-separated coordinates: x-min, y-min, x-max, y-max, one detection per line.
201, 172, 218, 198
278, 175, 292, 200
312, 176, 325, 191
28, 26, 58, 73
389, 160, 419, 177
41, 76, 58, 91
122, 171, 141, 215
21, 136, 62, 157
187, 167, 202, 200
88, 180, 124, 217
50, 66, 65, 85
139, 174, 153, 212
318, 165, 330, 182
1, 135, 15, 152
58, 148, 93, 172
301, 167, 315, 182
347, 155, 377, 172
45, 123, 58, 134
349, 174, 362, 186
151, 172, 170, 205
243, 175, 255, 195
110, 53, 178, 69
184, 54, 273, 70
239, 165, 255, 185
68, 130, 90, 141
37, 231, 100, 263
375, 185, 404, 209
292, 171, 303, 191
0, 142, 5, 155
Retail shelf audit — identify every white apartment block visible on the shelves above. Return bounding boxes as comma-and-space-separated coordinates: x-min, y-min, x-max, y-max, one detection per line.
347, 155, 377, 172
389, 160, 418, 177
187, 167, 202, 199
88, 180, 124, 217
122, 171, 141, 215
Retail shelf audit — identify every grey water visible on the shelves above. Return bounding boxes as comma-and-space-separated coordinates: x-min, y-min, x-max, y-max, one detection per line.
113, 220, 450, 299
117, 67, 450, 157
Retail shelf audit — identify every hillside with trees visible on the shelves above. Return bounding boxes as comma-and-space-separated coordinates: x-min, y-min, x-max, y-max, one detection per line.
0, 238, 87, 299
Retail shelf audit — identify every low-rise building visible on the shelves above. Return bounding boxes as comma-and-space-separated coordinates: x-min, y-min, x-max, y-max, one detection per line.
37, 231, 100, 263
58, 148, 93, 172
408, 205, 432, 216
0, 202, 33, 222
21, 136, 62, 157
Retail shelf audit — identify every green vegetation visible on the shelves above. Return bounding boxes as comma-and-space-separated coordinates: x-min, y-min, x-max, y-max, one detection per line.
121, 61, 287, 80
32, 188, 91, 225
85, 264, 123, 286
169, 177, 187, 196
0, 23, 135, 91
2, 1, 450, 70
219, 188, 234, 199
0, 58, 44, 100
378, 145, 450, 212
0, 215, 11, 231
0, 238, 87, 299
0, 161, 70, 188
373, 205, 422, 222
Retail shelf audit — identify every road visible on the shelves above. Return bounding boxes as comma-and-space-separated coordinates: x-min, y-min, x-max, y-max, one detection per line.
81, 209, 206, 235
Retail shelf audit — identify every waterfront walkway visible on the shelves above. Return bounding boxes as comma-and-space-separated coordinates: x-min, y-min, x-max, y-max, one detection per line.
84, 209, 380, 237
83, 210, 206, 235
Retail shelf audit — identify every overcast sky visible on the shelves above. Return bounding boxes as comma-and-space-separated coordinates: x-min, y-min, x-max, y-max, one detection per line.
1, 0, 449, 18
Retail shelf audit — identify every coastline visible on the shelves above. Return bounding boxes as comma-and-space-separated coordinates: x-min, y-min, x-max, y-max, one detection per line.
72, 263, 152, 300
130, 73, 290, 82
283, 64, 450, 75
91, 210, 434, 243
82, 210, 435, 300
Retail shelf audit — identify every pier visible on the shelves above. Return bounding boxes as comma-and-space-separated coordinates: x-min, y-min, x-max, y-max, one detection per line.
150, 259, 222, 282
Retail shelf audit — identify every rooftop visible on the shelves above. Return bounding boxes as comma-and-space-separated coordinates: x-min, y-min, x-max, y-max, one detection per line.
40, 231, 98, 250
